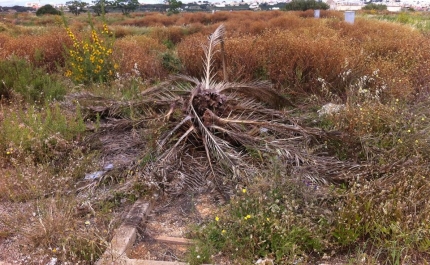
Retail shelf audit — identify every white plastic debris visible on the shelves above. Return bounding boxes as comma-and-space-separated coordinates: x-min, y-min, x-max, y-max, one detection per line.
84, 163, 114, 180
317, 103, 345, 117
46, 257, 57, 265
104, 163, 114, 170
255, 258, 274, 265
84, 171, 105, 180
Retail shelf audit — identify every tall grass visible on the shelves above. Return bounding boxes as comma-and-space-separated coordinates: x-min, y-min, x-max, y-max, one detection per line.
0, 28, 71, 71
113, 35, 168, 81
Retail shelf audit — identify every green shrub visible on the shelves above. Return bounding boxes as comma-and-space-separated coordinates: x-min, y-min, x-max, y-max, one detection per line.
332, 165, 430, 256
284, 0, 329, 11
0, 58, 66, 104
0, 103, 85, 163
166, 0, 183, 15
36, 4, 62, 16
161, 51, 182, 73
397, 12, 412, 24
362, 3, 387, 11
189, 173, 326, 264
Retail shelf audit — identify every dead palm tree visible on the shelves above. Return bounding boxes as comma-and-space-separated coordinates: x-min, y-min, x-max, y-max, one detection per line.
77, 24, 371, 200
136, 24, 349, 198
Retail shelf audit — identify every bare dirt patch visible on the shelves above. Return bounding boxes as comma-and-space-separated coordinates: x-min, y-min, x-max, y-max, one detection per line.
0, 201, 36, 264
129, 194, 219, 262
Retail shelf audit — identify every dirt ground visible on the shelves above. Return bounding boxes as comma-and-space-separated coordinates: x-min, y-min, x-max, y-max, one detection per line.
129, 193, 220, 262
0, 202, 41, 264
0, 192, 223, 264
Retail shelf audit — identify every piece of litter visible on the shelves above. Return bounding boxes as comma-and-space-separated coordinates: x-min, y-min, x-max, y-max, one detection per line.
104, 163, 114, 170
255, 258, 274, 265
84, 171, 105, 180
46, 257, 57, 265
317, 103, 345, 117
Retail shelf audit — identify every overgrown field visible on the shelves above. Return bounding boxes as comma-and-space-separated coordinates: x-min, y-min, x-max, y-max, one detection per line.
1, 10, 430, 264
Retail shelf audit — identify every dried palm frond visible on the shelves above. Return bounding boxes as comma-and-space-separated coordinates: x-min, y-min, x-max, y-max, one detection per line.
203, 24, 226, 90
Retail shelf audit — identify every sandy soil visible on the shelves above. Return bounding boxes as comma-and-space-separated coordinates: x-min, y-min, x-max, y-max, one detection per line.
0, 202, 37, 264
128, 193, 219, 262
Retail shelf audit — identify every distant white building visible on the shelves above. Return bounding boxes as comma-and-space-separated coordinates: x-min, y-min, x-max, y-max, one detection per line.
229, 1, 240, 6
26, 2, 41, 9
214, 2, 226, 6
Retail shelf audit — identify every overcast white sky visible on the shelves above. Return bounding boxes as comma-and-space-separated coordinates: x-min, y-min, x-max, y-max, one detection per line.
0, 0, 165, 7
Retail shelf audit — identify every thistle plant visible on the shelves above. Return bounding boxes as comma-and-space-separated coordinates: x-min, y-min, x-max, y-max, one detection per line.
64, 20, 116, 84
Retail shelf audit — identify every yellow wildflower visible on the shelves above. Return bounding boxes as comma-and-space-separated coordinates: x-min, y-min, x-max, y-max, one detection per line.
65, 70, 72, 77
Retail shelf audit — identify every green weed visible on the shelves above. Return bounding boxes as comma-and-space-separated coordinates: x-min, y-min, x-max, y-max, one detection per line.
0, 57, 66, 103
0, 102, 85, 163
189, 169, 326, 264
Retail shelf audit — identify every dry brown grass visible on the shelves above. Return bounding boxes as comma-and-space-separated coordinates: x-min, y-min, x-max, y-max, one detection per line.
173, 12, 430, 102
113, 35, 168, 81
222, 35, 262, 81
33, 15, 63, 26
119, 13, 178, 27
0, 11, 414, 102
0, 29, 71, 71
149, 26, 187, 45
176, 12, 212, 25
176, 33, 206, 78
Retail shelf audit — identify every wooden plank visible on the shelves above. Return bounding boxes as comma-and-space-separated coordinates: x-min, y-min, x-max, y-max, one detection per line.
126, 260, 212, 265
123, 200, 152, 227
153, 236, 194, 245
126, 259, 188, 265
96, 200, 152, 265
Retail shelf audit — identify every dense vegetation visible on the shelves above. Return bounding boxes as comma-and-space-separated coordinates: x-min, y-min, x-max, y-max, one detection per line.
284, 0, 330, 11
362, 3, 388, 11
1, 9, 430, 264
35, 4, 62, 16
